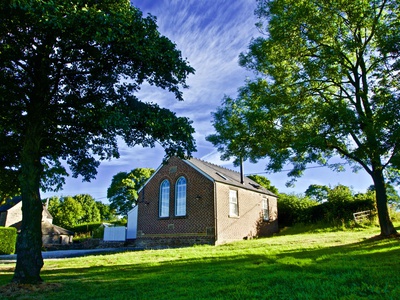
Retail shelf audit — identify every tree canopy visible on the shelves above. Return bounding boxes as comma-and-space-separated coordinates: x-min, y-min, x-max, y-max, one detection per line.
1, 0, 195, 283
46, 194, 109, 228
207, 0, 399, 236
107, 168, 155, 215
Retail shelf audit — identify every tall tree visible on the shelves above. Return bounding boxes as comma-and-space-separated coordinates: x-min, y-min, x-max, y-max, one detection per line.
207, 0, 399, 236
305, 184, 330, 203
49, 196, 85, 229
73, 194, 101, 224
1, 0, 195, 283
95, 201, 118, 222
107, 168, 155, 215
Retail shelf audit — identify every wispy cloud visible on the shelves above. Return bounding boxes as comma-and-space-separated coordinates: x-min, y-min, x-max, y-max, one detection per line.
133, 0, 260, 145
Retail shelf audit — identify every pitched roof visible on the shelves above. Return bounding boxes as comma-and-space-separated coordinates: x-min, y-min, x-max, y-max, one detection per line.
184, 157, 277, 196
11, 220, 74, 236
41, 220, 74, 236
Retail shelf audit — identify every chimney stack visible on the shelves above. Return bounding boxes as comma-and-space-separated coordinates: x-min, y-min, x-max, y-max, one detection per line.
240, 157, 244, 184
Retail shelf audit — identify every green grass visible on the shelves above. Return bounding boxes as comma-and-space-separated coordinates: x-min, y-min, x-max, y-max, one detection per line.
1, 224, 399, 299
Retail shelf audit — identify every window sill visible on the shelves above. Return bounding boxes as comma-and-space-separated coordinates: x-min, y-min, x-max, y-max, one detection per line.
174, 215, 187, 219
229, 215, 240, 219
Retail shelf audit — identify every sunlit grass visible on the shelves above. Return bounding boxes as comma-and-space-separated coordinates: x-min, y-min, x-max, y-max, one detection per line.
1, 224, 399, 299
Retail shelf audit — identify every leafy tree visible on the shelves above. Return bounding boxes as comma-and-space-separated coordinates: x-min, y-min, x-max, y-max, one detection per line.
327, 185, 354, 204
107, 168, 155, 215
207, 0, 399, 237
1, 1, 195, 283
51, 196, 85, 229
304, 184, 330, 203
95, 201, 118, 222
74, 194, 101, 223
46, 196, 115, 226
247, 174, 278, 194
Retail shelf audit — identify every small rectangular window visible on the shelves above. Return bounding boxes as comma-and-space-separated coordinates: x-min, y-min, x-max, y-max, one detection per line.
229, 190, 238, 217
262, 198, 269, 221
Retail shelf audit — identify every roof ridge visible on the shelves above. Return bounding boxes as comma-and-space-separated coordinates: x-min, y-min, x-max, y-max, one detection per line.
193, 157, 240, 175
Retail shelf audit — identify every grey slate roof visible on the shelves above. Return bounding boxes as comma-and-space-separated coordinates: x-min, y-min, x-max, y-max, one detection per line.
184, 157, 277, 197
41, 221, 74, 236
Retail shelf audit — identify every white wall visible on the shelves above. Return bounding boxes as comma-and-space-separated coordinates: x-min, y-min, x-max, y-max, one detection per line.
103, 226, 126, 242
127, 205, 138, 239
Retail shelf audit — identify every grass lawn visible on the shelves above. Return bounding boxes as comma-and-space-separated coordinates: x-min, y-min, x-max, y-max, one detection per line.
1, 224, 399, 299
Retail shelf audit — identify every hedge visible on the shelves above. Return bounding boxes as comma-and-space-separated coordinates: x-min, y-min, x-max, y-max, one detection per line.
0, 227, 17, 255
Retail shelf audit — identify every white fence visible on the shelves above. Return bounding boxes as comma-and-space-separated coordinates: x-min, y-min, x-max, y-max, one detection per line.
103, 226, 126, 242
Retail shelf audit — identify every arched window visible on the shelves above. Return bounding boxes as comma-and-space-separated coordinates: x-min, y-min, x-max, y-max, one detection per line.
175, 177, 187, 216
159, 180, 170, 218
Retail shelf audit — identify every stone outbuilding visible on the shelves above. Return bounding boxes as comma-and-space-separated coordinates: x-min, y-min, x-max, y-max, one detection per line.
0, 196, 74, 245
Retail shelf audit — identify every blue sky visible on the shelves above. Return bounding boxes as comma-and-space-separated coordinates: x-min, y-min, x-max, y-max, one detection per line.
42, 0, 373, 202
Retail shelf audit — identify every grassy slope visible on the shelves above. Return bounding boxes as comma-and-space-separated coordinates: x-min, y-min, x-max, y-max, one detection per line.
1, 224, 399, 299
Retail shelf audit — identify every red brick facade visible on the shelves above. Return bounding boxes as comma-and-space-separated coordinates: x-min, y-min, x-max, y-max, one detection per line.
136, 156, 278, 247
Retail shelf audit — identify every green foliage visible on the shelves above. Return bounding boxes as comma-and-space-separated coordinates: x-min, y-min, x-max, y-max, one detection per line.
107, 168, 155, 215
280, 185, 376, 227
304, 184, 330, 203
73, 194, 101, 223
327, 184, 354, 204
0, 227, 17, 255
53, 196, 84, 229
71, 222, 104, 234
309, 198, 375, 226
207, 0, 399, 235
277, 193, 318, 227
46, 195, 112, 229
0, 0, 196, 194
1, 0, 196, 282
95, 201, 118, 221
247, 174, 278, 194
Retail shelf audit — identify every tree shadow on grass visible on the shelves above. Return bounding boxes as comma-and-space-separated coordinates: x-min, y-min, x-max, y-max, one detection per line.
1, 234, 399, 300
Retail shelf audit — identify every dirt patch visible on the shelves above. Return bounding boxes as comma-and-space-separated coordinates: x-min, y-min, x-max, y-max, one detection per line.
0, 282, 62, 299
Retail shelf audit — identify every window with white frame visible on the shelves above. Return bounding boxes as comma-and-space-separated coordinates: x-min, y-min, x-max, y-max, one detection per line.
262, 198, 269, 221
159, 180, 170, 218
229, 190, 239, 217
175, 176, 187, 216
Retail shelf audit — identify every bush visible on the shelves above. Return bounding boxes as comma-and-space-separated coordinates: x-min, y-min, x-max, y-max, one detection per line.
0, 227, 17, 254
72, 222, 104, 234
278, 193, 318, 227
305, 198, 375, 226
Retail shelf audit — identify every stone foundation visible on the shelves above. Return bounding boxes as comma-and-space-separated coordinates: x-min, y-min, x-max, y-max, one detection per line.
136, 236, 215, 249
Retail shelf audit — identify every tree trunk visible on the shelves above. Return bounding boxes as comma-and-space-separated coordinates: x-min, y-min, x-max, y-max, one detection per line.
372, 169, 397, 237
12, 127, 44, 284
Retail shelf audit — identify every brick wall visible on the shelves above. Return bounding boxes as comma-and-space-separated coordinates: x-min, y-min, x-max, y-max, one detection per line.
136, 157, 216, 247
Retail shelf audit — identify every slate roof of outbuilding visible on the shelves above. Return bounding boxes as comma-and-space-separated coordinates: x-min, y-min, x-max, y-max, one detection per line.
41, 221, 74, 236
